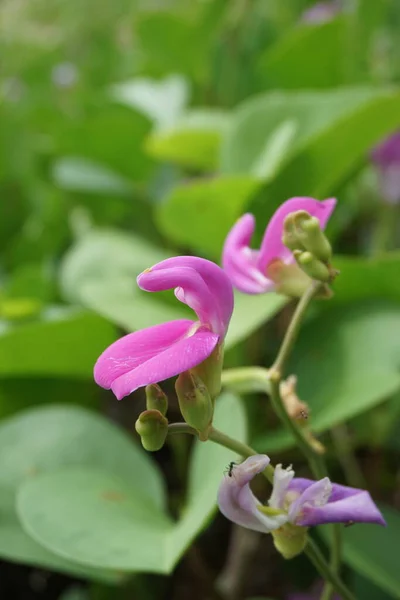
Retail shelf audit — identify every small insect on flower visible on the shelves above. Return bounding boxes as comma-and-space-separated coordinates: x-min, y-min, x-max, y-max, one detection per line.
344, 520, 355, 528
224, 461, 237, 477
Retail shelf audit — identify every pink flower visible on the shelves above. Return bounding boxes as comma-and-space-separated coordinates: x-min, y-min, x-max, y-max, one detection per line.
94, 256, 234, 400
222, 197, 336, 294
218, 456, 386, 533
371, 131, 400, 204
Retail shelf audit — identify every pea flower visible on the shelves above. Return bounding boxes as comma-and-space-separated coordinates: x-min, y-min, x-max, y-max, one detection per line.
94, 256, 234, 400
371, 131, 400, 204
301, 1, 341, 24
218, 454, 385, 534
222, 197, 336, 295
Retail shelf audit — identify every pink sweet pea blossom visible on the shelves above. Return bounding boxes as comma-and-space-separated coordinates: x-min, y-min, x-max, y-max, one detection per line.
222, 197, 336, 294
94, 256, 234, 400
218, 455, 385, 533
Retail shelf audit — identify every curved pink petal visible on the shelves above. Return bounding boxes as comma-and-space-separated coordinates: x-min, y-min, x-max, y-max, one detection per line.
138, 257, 233, 337
218, 455, 288, 533
258, 197, 337, 272
111, 329, 219, 400
222, 214, 273, 294
94, 319, 195, 390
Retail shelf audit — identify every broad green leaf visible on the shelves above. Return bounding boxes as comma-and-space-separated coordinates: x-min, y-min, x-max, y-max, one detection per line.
254, 302, 400, 452
52, 157, 134, 196
110, 74, 189, 129
17, 393, 246, 573
0, 490, 120, 584
226, 292, 287, 349
257, 18, 349, 90
0, 310, 116, 378
156, 175, 261, 258
331, 253, 400, 305
146, 110, 229, 171
60, 229, 283, 349
0, 404, 164, 579
221, 88, 400, 235
320, 505, 400, 599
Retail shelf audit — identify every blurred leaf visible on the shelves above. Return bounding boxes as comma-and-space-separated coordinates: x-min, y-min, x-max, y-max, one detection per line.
226, 292, 287, 349
146, 109, 229, 171
321, 505, 400, 599
255, 302, 400, 452
59, 587, 88, 600
17, 393, 246, 573
156, 175, 261, 258
52, 157, 134, 196
331, 253, 400, 304
0, 404, 164, 580
0, 310, 117, 378
0, 490, 121, 584
110, 74, 189, 129
257, 18, 349, 90
221, 87, 400, 236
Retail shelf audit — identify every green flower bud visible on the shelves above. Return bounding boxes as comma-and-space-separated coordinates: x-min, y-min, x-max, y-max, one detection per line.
285, 211, 332, 263
145, 384, 168, 416
294, 250, 331, 283
271, 523, 308, 559
191, 343, 224, 400
175, 371, 213, 441
135, 409, 168, 452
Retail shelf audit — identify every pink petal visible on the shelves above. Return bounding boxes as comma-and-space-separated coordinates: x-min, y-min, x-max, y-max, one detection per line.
138, 257, 234, 336
94, 319, 194, 390
111, 329, 219, 400
222, 214, 272, 294
258, 197, 337, 272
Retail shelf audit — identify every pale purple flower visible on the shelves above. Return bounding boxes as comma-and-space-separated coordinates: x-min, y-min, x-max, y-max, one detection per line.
371, 132, 400, 204
222, 197, 336, 294
94, 256, 234, 400
218, 455, 386, 533
301, 1, 341, 24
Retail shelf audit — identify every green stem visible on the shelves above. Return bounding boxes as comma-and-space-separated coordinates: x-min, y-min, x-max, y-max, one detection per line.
272, 281, 322, 376
167, 423, 274, 483
320, 525, 342, 600
305, 538, 355, 600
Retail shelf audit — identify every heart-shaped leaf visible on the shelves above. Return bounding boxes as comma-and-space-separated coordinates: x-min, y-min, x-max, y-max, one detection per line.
17, 393, 246, 573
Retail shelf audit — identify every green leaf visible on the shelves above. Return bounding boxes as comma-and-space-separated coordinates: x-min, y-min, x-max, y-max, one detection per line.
146, 110, 229, 171
59, 587, 88, 600
52, 157, 134, 196
156, 175, 261, 258
320, 505, 400, 599
0, 404, 164, 579
0, 490, 120, 584
254, 302, 400, 452
257, 18, 349, 90
60, 229, 283, 349
0, 310, 117, 378
221, 87, 400, 235
110, 74, 189, 129
17, 393, 247, 573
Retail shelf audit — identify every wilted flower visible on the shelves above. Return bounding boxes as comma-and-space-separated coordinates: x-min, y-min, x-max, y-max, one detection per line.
94, 256, 234, 400
371, 131, 400, 204
222, 197, 336, 295
218, 455, 385, 535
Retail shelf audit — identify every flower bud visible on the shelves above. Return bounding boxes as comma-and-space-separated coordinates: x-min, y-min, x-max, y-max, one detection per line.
293, 250, 331, 283
271, 523, 308, 559
145, 384, 168, 416
284, 211, 332, 264
191, 343, 224, 400
175, 371, 214, 441
135, 409, 168, 452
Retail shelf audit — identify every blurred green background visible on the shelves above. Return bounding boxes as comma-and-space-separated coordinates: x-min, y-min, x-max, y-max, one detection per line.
1, 0, 400, 599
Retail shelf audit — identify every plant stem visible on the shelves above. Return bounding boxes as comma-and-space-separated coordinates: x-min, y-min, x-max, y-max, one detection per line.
167, 423, 274, 483
305, 538, 355, 600
272, 281, 322, 376
320, 525, 342, 600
